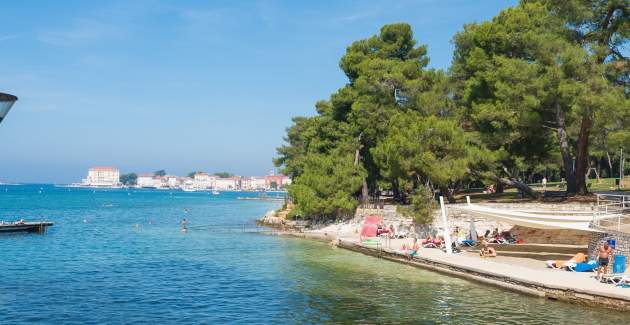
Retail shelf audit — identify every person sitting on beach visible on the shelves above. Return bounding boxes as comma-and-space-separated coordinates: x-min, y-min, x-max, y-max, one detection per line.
451, 226, 459, 240
388, 224, 396, 238
422, 234, 433, 245
404, 238, 420, 260
596, 242, 614, 281
479, 240, 497, 257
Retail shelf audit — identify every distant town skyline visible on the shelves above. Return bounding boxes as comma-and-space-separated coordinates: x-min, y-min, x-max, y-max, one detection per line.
0, 0, 517, 183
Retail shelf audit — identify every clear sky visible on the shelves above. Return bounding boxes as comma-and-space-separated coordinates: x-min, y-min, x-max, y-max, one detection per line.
0, 0, 517, 183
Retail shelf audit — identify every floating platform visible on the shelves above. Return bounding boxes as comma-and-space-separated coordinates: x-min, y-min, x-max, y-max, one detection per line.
0, 222, 53, 234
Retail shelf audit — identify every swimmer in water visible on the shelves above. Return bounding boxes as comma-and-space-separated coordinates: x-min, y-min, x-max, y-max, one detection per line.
181, 218, 189, 233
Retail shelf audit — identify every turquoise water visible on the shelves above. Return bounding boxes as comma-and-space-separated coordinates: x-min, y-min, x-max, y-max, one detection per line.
1, 184, 629, 324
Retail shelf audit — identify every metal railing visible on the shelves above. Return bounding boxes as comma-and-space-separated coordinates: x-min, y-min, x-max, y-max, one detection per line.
592, 194, 630, 233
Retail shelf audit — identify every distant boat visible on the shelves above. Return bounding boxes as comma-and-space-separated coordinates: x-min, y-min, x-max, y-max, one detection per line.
212, 190, 220, 195
182, 187, 196, 192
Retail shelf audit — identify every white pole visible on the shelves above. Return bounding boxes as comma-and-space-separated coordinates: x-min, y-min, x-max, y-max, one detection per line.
439, 196, 453, 255
466, 196, 471, 205
617, 148, 623, 191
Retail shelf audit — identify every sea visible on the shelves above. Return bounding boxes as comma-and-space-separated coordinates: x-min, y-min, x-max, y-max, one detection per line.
1, 184, 629, 324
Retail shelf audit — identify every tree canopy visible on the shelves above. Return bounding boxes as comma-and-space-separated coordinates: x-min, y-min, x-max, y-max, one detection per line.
276, 2, 629, 221
120, 173, 137, 186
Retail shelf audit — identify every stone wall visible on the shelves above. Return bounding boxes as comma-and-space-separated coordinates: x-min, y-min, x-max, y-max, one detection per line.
588, 226, 630, 273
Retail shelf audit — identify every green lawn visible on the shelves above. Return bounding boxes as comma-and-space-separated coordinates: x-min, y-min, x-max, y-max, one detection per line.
455, 177, 629, 203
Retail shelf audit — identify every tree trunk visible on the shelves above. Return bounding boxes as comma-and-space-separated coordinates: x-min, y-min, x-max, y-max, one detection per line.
439, 186, 456, 203
391, 178, 401, 203
495, 182, 504, 194
607, 151, 614, 178
575, 114, 592, 195
555, 102, 577, 194
361, 179, 369, 208
496, 177, 539, 199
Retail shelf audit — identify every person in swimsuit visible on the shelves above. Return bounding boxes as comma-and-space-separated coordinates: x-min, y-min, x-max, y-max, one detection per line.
405, 238, 420, 260
181, 218, 189, 233
597, 242, 614, 280
479, 240, 497, 257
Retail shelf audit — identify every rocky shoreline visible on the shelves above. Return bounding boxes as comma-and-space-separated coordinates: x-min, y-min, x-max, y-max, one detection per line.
258, 201, 597, 246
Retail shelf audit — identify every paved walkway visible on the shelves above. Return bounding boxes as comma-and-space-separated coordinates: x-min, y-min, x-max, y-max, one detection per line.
339, 236, 630, 306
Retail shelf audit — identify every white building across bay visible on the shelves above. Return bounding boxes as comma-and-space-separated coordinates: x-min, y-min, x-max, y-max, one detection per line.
81, 167, 291, 191
82, 166, 120, 187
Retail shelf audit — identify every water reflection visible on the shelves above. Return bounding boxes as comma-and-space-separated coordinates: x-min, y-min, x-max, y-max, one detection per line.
279, 238, 629, 324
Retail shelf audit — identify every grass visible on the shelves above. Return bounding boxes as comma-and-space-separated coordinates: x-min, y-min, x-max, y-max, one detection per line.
455, 177, 629, 203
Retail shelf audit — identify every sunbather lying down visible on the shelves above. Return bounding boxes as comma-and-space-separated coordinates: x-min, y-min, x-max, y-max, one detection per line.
545, 252, 586, 269
479, 240, 496, 257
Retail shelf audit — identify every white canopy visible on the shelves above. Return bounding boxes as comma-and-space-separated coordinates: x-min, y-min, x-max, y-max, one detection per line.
457, 204, 601, 232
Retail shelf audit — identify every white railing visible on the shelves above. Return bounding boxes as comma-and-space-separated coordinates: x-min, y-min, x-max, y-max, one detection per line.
593, 194, 630, 232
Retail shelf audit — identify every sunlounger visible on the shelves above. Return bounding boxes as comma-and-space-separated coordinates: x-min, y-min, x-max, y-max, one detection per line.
461, 239, 476, 247
566, 260, 599, 272
422, 239, 443, 248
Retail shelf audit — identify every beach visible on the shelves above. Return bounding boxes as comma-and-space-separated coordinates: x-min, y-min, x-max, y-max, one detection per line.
259, 201, 630, 312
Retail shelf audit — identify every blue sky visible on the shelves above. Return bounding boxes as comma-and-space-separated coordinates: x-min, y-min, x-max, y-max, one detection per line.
0, 0, 517, 183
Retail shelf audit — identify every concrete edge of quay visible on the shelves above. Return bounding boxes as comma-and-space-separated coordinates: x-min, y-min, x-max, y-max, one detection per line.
337, 240, 630, 312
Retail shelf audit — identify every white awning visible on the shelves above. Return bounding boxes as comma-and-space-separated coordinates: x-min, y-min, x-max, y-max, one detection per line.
457, 204, 601, 232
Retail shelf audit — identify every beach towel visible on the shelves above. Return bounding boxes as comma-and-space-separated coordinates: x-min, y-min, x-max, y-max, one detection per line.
567, 260, 598, 272
546, 253, 586, 269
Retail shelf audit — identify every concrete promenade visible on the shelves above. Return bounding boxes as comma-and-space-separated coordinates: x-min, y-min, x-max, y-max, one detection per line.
338, 237, 630, 311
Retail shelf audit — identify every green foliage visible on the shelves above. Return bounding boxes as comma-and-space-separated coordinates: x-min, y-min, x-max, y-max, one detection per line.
451, 2, 628, 193
396, 187, 436, 225
372, 113, 479, 191
287, 150, 366, 219
213, 172, 233, 178
276, 3, 629, 218
154, 170, 166, 177
120, 173, 137, 186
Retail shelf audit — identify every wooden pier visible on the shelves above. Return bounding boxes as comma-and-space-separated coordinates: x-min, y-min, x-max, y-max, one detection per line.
0, 222, 53, 234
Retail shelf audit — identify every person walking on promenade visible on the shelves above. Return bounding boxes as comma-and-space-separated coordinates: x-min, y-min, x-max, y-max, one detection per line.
597, 242, 614, 281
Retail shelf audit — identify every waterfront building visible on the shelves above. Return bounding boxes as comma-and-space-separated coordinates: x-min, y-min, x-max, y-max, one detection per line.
215, 177, 239, 190
240, 177, 253, 190
193, 172, 216, 189
252, 176, 267, 190
82, 166, 120, 187
137, 174, 157, 188
265, 174, 291, 190
166, 175, 179, 188
153, 176, 167, 188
